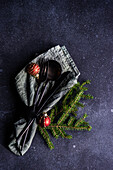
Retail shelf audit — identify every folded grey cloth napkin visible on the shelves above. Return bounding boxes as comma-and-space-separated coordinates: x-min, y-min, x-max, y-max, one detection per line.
8, 45, 80, 156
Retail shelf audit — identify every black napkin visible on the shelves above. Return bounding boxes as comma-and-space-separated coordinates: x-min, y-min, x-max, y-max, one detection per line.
8, 45, 80, 155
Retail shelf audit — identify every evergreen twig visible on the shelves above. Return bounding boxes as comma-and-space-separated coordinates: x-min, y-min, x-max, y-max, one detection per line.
38, 80, 93, 149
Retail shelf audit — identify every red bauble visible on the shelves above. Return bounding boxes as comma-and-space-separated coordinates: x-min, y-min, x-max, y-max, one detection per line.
27, 63, 40, 78
39, 113, 51, 127
44, 116, 51, 127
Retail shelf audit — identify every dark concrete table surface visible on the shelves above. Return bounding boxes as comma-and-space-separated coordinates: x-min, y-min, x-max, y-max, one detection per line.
0, 1, 113, 170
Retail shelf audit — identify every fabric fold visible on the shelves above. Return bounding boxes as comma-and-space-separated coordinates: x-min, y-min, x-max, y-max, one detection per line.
8, 118, 37, 156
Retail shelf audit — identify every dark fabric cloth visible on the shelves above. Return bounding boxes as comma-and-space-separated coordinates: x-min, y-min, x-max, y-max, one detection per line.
8, 45, 80, 156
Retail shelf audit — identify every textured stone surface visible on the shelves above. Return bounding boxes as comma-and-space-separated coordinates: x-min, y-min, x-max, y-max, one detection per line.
0, 0, 113, 169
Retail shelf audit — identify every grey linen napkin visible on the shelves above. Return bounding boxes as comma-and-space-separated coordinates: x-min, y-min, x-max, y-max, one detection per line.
8, 45, 80, 156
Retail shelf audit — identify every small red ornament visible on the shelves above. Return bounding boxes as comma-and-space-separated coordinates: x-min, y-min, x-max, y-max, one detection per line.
39, 113, 51, 127
27, 63, 40, 79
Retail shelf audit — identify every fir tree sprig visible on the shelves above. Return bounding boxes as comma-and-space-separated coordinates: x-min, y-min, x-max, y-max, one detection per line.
38, 125, 54, 149
37, 80, 93, 149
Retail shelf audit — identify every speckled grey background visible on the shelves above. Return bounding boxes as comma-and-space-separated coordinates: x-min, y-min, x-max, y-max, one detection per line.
0, 0, 113, 170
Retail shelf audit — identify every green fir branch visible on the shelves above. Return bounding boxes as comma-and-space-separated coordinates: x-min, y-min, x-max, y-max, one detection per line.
76, 102, 85, 108
81, 94, 93, 99
75, 114, 87, 127
38, 125, 54, 150
38, 80, 93, 149
51, 127, 59, 139
67, 117, 76, 126
57, 112, 69, 125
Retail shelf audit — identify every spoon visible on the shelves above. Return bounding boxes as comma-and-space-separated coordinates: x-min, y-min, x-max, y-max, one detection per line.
37, 60, 62, 107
